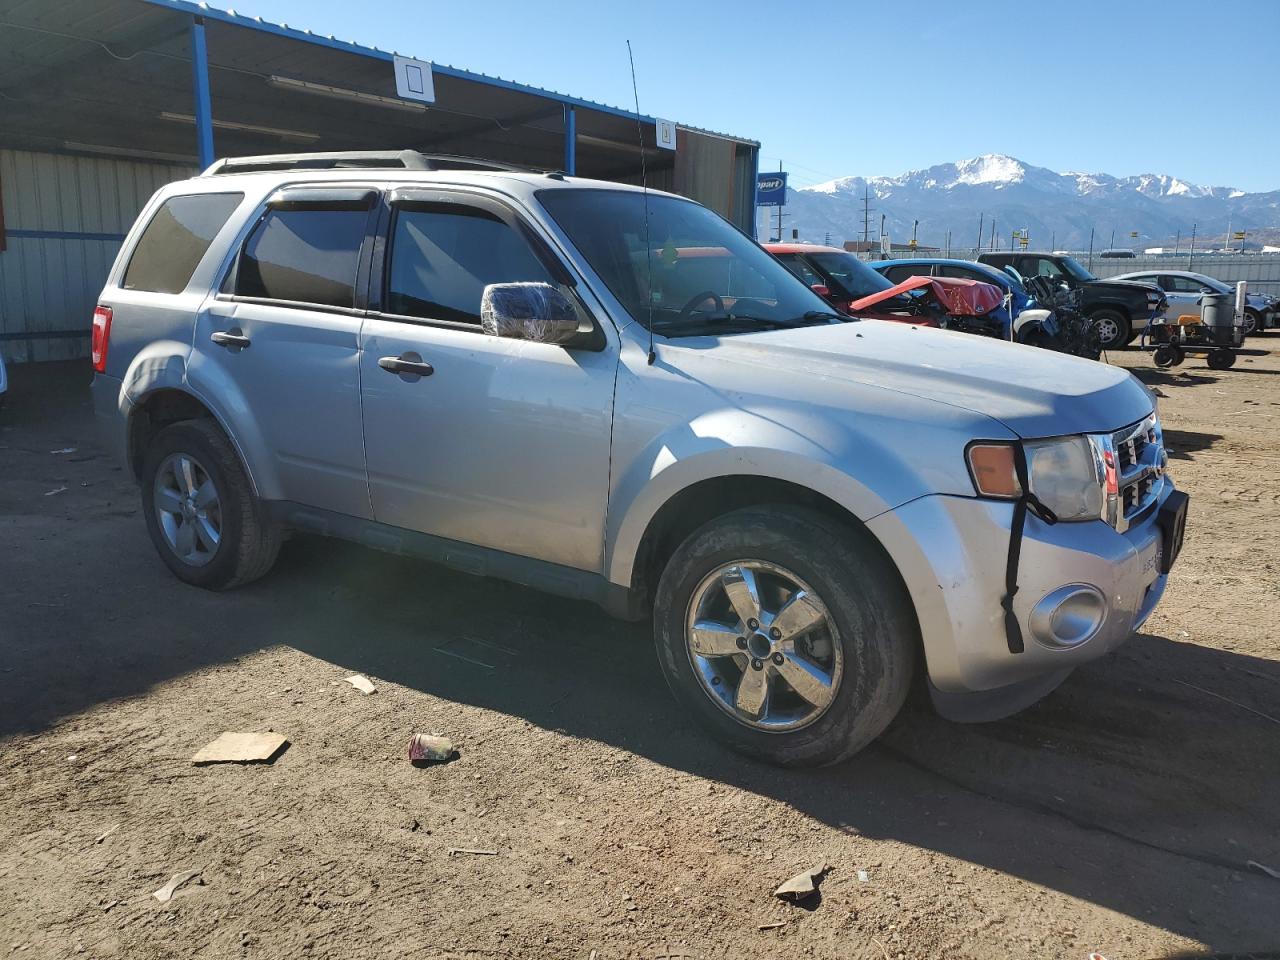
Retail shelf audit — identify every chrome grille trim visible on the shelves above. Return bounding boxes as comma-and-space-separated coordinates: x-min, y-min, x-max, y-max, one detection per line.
1097, 413, 1167, 533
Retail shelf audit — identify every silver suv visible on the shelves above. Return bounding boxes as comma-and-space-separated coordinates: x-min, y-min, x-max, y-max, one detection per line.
91, 151, 1189, 766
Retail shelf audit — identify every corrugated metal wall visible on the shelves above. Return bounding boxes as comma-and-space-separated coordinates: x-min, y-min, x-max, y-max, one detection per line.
0, 149, 193, 363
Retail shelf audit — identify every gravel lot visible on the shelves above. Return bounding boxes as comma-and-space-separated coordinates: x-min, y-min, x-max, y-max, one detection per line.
1, 342, 1278, 959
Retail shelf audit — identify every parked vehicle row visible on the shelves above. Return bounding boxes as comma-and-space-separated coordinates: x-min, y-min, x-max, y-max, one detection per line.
1110, 269, 1276, 335
92, 151, 1187, 767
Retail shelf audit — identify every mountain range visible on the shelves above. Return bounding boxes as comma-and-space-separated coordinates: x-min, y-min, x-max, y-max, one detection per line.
757, 155, 1280, 251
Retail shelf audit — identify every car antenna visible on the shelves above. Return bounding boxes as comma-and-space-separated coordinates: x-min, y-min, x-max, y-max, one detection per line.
626, 40, 656, 366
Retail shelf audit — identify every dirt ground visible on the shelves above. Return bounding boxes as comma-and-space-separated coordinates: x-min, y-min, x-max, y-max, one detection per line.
1, 340, 1278, 960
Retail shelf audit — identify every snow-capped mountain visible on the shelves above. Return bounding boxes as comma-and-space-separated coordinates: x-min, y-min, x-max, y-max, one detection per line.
760, 154, 1280, 250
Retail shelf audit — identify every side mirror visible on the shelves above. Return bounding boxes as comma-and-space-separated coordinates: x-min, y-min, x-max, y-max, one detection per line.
810, 283, 831, 298
481, 282, 579, 345
1200, 287, 1215, 295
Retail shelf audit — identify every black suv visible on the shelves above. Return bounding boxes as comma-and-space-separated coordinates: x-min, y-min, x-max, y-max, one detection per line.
977, 252, 1166, 348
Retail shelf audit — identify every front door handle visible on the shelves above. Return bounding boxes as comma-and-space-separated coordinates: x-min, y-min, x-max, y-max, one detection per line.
211, 329, 251, 350
378, 353, 434, 378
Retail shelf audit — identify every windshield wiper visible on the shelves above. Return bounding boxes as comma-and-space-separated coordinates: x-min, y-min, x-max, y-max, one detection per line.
796, 310, 847, 323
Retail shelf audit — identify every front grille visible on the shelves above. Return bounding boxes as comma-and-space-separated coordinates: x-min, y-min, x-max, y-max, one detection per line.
1109, 414, 1165, 531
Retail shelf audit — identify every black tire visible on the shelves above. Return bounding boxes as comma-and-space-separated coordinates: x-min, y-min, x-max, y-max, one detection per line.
1207, 349, 1236, 371
653, 505, 916, 767
1090, 308, 1132, 349
141, 419, 281, 590
1153, 344, 1182, 369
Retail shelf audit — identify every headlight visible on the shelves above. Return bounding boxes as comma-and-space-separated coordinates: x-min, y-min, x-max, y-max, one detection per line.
1024, 436, 1105, 520
966, 436, 1104, 521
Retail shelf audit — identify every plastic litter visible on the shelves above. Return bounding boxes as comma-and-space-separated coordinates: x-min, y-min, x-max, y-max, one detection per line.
49, 447, 77, 455
408, 734, 455, 763
43, 486, 67, 497
774, 865, 825, 903
153, 867, 202, 902
344, 674, 376, 695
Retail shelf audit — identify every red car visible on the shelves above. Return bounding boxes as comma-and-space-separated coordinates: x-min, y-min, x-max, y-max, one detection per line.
764, 243, 1003, 328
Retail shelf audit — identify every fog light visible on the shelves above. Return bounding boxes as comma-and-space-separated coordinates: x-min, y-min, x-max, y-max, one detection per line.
1029, 585, 1107, 649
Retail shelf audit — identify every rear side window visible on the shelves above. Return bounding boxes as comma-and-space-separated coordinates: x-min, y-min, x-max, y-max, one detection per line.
123, 193, 243, 294
386, 204, 554, 324
236, 203, 370, 308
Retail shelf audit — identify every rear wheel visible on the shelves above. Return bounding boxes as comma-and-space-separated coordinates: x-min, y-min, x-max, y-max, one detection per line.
1090, 308, 1131, 350
1207, 348, 1236, 371
653, 505, 916, 767
141, 420, 281, 590
1243, 310, 1261, 336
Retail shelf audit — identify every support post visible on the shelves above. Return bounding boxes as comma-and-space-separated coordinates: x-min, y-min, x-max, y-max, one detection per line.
190, 16, 214, 170
563, 105, 576, 176
750, 148, 759, 240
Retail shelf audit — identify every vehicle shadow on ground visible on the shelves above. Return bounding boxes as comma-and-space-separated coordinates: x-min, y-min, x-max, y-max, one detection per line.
1129, 368, 1221, 389
261, 538, 1280, 948
1162, 428, 1223, 460
2, 363, 1277, 949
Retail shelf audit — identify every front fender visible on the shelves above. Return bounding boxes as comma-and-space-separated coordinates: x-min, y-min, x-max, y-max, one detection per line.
603, 401, 1006, 588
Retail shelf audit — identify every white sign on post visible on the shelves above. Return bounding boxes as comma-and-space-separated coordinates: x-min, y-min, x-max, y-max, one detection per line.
655, 118, 677, 150
393, 56, 436, 104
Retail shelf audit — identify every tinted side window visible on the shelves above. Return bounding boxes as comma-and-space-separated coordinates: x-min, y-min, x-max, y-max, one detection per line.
236, 203, 370, 308
882, 265, 917, 284
387, 204, 554, 324
936, 264, 975, 281
1167, 275, 1204, 293
123, 193, 243, 294
778, 255, 823, 287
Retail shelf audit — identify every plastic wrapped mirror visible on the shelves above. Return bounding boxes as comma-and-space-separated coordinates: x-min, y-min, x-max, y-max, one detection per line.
481, 282, 579, 344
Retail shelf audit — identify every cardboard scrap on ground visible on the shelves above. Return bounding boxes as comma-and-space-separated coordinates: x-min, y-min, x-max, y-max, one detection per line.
344, 674, 376, 695
191, 732, 288, 765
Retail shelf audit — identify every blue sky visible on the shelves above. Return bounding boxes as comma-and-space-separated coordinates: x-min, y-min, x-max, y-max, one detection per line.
208, 0, 1280, 192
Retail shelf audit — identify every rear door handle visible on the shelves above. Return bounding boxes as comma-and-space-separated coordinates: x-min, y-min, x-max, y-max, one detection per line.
378, 354, 434, 378
211, 329, 251, 350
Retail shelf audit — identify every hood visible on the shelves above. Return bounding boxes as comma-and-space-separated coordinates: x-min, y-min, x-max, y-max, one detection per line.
850, 275, 1004, 317
704, 320, 1153, 439
1087, 278, 1161, 295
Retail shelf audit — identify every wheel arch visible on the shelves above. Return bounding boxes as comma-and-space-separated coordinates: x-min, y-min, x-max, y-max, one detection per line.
620, 473, 916, 635
127, 387, 262, 498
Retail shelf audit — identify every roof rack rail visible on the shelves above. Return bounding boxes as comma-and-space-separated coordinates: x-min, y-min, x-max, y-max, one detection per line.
201, 150, 536, 176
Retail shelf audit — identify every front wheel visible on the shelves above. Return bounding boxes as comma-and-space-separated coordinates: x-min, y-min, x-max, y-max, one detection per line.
1090, 308, 1131, 350
1243, 310, 1261, 336
653, 505, 916, 767
1153, 343, 1184, 368
141, 420, 281, 590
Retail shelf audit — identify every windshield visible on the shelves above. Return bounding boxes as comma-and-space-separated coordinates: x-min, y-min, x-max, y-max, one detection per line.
1061, 257, 1096, 282
807, 251, 892, 300
537, 189, 838, 337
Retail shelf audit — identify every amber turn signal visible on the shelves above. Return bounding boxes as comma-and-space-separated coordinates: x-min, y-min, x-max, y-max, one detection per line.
966, 443, 1022, 499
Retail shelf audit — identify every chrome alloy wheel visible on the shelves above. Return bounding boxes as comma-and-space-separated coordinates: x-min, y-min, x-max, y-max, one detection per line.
685, 560, 843, 731
153, 452, 222, 566
1094, 315, 1120, 347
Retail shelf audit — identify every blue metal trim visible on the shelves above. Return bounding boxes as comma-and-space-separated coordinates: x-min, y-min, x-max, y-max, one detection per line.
564, 106, 576, 176
190, 16, 215, 169
6, 229, 127, 242
133, 0, 756, 142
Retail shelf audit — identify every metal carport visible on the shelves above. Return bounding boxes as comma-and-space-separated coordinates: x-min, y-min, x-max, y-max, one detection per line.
0, 0, 759, 360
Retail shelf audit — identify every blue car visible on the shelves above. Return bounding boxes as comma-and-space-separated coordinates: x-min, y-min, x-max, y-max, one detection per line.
869, 258, 1034, 320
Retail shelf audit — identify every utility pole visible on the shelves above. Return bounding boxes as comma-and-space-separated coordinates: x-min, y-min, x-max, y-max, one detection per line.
1188, 222, 1197, 270
774, 161, 784, 244
989, 218, 997, 252
976, 212, 984, 257
1224, 216, 1232, 252
911, 219, 918, 251
1050, 230, 1055, 251
1109, 228, 1115, 252
1174, 229, 1180, 255
1087, 227, 1095, 270
945, 231, 951, 258
861, 184, 872, 254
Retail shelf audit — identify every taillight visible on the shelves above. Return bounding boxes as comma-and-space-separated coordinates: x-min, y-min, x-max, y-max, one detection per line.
91, 306, 112, 373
